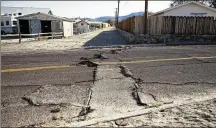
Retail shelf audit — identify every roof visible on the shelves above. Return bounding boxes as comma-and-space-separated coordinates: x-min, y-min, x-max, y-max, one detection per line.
16, 12, 73, 22
73, 19, 82, 23
88, 21, 103, 24
150, 1, 216, 16
76, 20, 90, 25
1, 6, 51, 16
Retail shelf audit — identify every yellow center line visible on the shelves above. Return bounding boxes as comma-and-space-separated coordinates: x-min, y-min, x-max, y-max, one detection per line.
97, 56, 216, 65
1, 56, 216, 73
1, 65, 72, 73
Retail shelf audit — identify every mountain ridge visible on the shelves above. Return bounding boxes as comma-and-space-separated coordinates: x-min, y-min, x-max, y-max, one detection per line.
73, 11, 144, 22
95, 11, 144, 21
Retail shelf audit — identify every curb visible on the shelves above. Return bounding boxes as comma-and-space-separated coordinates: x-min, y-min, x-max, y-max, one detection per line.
82, 44, 166, 50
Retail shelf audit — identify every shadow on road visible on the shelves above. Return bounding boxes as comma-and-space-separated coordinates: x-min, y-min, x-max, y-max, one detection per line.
82, 29, 128, 47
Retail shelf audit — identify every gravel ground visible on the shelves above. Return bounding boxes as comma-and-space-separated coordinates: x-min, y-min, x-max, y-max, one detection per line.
90, 99, 216, 127
1, 27, 114, 53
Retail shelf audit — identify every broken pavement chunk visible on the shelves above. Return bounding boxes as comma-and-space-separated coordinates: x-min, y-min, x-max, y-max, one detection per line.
93, 53, 108, 59
115, 119, 128, 126
137, 92, 158, 105
50, 108, 61, 113
22, 85, 89, 107
80, 57, 88, 60
78, 60, 98, 67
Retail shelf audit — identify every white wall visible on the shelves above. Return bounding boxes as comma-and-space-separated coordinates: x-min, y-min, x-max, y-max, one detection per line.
63, 21, 73, 37
1, 15, 18, 33
76, 21, 89, 32
155, 3, 216, 17
1, 16, 17, 27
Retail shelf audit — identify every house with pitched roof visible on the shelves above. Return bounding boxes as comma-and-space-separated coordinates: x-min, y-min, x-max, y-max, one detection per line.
150, 1, 216, 18
1, 6, 53, 34
16, 12, 73, 37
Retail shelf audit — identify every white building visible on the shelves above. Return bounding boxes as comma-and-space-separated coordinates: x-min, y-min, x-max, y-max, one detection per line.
88, 21, 102, 29
1, 6, 52, 34
16, 12, 73, 37
1, 15, 18, 34
151, 1, 216, 18
74, 20, 90, 34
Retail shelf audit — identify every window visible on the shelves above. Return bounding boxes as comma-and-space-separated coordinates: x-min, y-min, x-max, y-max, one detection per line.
81, 23, 83, 25
18, 13, 22, 15
9, 14, 12, 16
13, 13, 16, 16
13, 21, 17, 25
6, 21, 9, 25
1, 21, 4, 26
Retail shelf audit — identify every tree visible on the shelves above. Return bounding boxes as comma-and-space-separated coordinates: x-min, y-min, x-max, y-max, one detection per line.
170, 0, 216, 8
48, 10, 53, 15
105, 19, 115, 26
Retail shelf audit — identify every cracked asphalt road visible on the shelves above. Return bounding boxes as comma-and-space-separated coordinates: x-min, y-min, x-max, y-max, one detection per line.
2, 42, 216, 127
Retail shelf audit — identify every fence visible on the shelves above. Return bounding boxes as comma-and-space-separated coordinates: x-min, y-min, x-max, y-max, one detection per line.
1, 32, 63, 43
117, 16, 216, 35
117, 16, 134, 33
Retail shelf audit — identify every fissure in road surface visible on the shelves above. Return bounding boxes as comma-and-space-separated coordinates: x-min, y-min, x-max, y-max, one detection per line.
86, 65, 142, 119
2, 55, 216, 73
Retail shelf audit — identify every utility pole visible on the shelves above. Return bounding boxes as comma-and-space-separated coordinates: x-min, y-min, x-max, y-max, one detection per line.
117, 0, 120, 26
114, 8, 118, 27
144, 0, 148, 34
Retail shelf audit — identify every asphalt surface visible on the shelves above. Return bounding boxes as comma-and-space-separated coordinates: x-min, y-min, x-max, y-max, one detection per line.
2, 33, 216, 127
83, 29, 128, 47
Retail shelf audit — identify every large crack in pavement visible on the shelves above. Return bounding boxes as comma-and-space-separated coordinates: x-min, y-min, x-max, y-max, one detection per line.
82, 65, 145, 120
6, 53, 215, 127
3, 83, 92, 127
65, 63, 216, 127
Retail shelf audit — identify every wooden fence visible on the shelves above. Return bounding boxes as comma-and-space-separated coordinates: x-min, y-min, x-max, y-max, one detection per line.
117, 16, 216, 35
118, 16, 134, 33
1, 32, 63, 43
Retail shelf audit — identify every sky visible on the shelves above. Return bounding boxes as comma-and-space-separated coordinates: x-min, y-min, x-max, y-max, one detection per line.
1, 1, 172, 18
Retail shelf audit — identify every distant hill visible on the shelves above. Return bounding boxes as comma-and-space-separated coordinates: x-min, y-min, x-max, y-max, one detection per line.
94, 16, 115, 22
118, 11, 144, 21
94, 11, 144, 22
72, 11, 145, 22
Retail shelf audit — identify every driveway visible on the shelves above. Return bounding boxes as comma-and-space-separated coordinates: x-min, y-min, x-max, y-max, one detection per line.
83, 28, 127, 47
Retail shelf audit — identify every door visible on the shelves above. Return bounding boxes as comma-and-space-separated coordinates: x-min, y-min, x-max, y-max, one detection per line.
30, 19, 41, 34
63, 21, 73, 37
19, 20, 30, 34
41, 20, 51, 33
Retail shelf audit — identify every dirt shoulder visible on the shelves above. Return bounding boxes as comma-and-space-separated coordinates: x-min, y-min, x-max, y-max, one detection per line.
90, 98, 216, 127
1, 27, 114, 53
